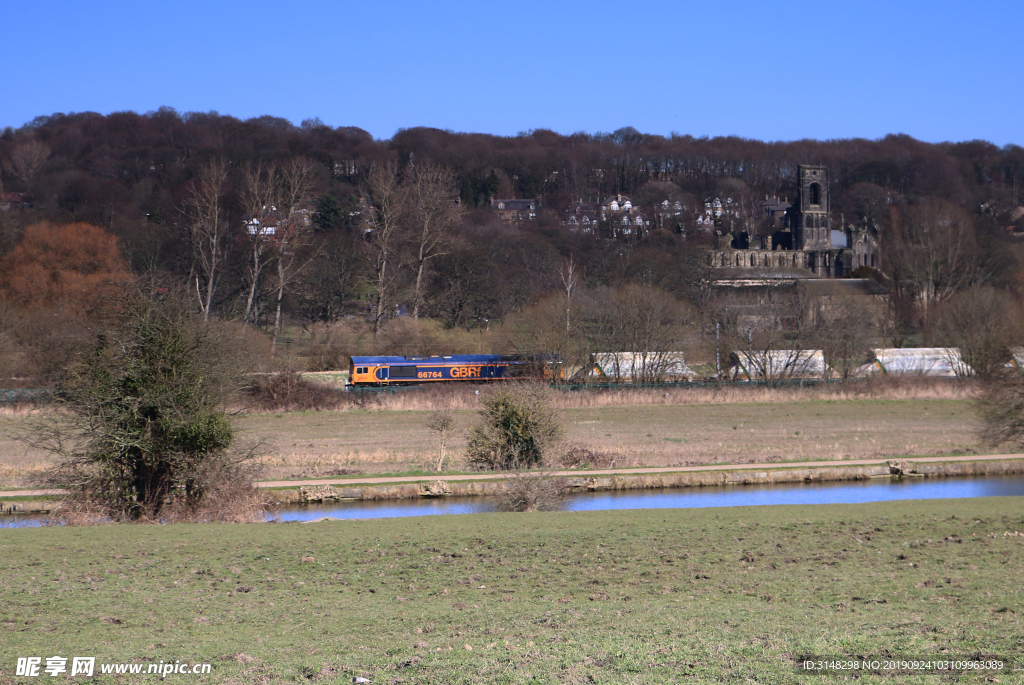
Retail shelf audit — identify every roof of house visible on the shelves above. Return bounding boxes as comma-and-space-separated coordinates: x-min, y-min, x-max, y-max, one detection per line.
491, 199, 536, 210
757, 197, 791, 212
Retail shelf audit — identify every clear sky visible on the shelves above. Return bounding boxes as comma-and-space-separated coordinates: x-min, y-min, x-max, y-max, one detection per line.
6, 0, 1022, 145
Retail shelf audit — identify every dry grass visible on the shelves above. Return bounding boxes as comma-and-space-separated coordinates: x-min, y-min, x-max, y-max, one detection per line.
0, 379, 991, 486
360, 376, 977, 412
229, 396, 985, 480
0, 408, 54, 489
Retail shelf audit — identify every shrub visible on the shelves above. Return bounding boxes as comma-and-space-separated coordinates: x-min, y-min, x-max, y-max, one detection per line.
465, 384, 563, 470
496, 472, 568, 512
556, 445, 615, 469
978, 369, 1024, 448
35, 290, 257, 521
245, 371, 347, 411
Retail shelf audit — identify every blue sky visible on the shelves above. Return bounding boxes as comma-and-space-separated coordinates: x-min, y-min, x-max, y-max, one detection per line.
6, 0, 1022, 145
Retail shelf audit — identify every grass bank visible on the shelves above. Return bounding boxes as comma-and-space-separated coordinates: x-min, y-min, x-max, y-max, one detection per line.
2, 498, 1022, 683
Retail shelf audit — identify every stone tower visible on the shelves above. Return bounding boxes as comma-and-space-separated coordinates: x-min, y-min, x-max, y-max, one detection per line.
795, 165, 830, 251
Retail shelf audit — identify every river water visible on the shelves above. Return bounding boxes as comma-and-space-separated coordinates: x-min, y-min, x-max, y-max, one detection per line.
271, 474, 1024, 522
4, 475, 1023, 528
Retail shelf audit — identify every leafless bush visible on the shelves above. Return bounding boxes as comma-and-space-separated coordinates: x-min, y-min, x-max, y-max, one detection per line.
45, 494, 114, 526
245, 371, 348, 411
302, 343, 349, 372
556, 445, 615, 469
496, 469, 569, 512
42, 454, 270, 525
976, 368, 1024, 449
161, 457, 270, 523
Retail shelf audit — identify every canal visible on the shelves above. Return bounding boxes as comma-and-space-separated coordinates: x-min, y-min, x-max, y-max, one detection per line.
5, 474, 1023, 527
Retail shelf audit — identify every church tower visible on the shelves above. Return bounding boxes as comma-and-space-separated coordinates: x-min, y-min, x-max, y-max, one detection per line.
795, 165, 830, 250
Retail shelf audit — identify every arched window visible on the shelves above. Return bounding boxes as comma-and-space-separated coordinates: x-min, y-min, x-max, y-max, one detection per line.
809, 183, 820, 206
805, 215, 812, 228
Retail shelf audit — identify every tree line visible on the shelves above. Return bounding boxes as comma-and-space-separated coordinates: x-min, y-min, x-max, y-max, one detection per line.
1, 108, 1023, 380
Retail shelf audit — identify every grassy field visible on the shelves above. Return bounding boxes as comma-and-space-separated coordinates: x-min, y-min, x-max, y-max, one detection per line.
0, 398, 988, 487
2, 498, 1022, 683
236, 398, 983, 480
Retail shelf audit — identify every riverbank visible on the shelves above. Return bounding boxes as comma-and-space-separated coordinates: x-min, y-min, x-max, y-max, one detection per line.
273, 455, 1024, 505
3, 498, 1021, 683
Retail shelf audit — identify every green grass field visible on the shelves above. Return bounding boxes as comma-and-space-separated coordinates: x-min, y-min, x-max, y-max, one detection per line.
3, 498, 1022, 683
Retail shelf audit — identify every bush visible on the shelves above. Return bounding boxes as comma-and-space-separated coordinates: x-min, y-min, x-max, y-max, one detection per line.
35, 290, 257, 521
496, 472, 568, 512
245, 371, 347, 411
978, 370, 1024, 448
556, 445, 615, 469
465, 384, 563, 470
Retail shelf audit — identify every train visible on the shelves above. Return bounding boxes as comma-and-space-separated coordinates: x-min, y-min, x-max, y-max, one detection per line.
347, 354, 560, 387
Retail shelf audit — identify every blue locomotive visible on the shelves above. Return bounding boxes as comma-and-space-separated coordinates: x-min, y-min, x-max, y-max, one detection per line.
347, 354, 556, 387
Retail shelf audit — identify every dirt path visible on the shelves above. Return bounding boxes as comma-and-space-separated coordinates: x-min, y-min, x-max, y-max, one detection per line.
4, 454, 1022, 498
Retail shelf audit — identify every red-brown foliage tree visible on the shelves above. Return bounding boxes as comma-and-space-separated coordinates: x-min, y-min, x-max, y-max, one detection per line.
0, 221, 133, 315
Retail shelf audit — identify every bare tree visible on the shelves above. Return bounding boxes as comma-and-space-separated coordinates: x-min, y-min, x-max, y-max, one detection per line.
239, 161, 279, 326
268, 158, 320, 350
587, 284, 694, 383
506, 290, 589, 381
408, 163, 463, 319
180, 158, 229, 321
364, 162, 408, 336
879, 290, 917, 348
812, 292, 878, 379
558, 255, 580, 336
928, 287, 1023, 379
3, 140, 49, 190
427, 408, 455, 472
717, 282, 818, 387
881, 199, 983, 322
239, 157, 319, 330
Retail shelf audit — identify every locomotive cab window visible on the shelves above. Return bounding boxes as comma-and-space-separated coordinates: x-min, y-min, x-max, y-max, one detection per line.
356, 367, 368, 374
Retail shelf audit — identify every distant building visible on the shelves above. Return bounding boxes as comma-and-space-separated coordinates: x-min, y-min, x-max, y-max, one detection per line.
243, 203, 316, 240
599, 194, 650, 237
708, 164, 880, 278
0, 192, 31, 211
756, 196, 790, 223
561, 200, 599, 234
491, 198, 537, 223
